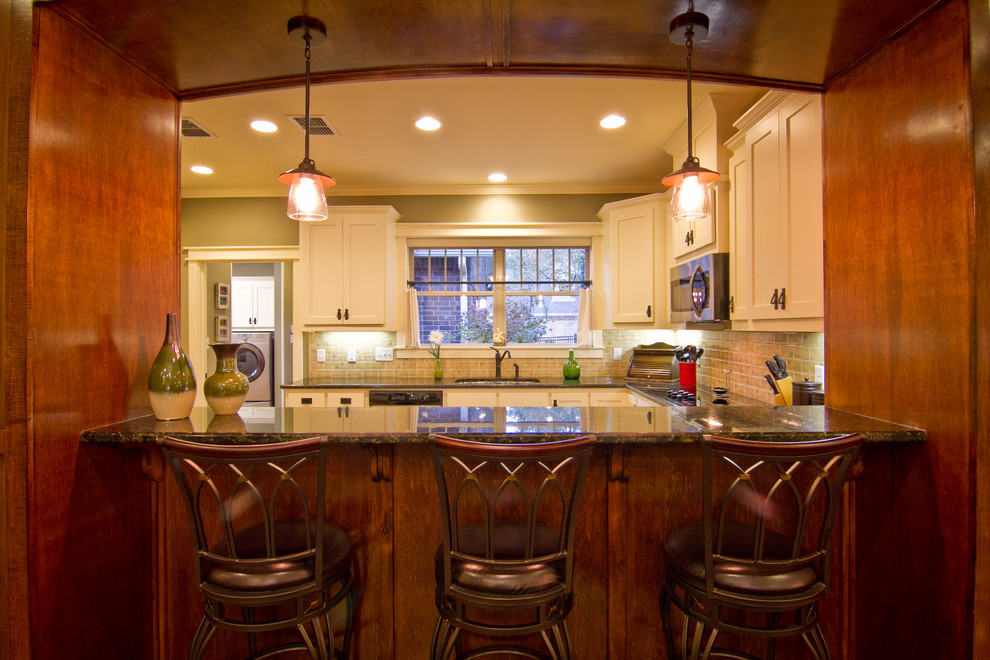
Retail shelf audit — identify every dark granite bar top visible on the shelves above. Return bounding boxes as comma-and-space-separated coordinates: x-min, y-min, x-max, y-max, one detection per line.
281, 376, 630, 389
79, 404, 925, 446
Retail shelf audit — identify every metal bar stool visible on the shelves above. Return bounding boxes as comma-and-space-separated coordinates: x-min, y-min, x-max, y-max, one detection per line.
660, 433, 863, 660
160, 436, 357, 659
429, 434, 595, 660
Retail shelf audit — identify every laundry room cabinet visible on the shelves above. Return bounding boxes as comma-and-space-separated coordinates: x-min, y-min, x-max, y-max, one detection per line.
231, 278, 275, 329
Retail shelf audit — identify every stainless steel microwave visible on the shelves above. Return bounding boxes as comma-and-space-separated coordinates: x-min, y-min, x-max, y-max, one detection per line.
670, 253, 730, 323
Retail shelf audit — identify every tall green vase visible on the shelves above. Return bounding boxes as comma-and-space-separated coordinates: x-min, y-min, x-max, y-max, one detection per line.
148, 313, 197, 420
204, 343, 250, 415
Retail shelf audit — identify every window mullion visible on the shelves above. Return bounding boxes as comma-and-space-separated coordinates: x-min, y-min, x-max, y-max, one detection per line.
495, 249, 506, 335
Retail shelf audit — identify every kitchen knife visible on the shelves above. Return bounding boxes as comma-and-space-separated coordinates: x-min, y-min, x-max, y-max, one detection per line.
773, 355, 788, 378
765, 374, 780, 394
694, 348, 704, 361
766, 359, 783, 380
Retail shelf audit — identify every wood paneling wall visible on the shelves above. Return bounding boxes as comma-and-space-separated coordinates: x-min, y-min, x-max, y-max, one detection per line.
2, 1, 38, 658
23, 7, 179, 658
823, 0, 974, 656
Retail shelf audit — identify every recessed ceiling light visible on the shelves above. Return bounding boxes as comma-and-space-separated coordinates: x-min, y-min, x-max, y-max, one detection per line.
415, 116, 442, 131
488, 173, 508, 183
600, 114, 626, 129
250, 120, 278, 133
190, 165, 213, 175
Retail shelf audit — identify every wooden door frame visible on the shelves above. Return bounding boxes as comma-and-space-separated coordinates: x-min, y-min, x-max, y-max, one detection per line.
184, 246, 299, 407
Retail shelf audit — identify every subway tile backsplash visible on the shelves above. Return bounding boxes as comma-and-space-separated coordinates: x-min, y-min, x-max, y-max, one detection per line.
306, 329, 824, 404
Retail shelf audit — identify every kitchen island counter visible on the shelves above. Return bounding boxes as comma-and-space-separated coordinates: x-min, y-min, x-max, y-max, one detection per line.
80, 404, 924, 445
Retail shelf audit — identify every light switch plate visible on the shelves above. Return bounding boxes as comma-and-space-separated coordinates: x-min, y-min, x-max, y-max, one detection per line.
815, 364, 825, 385
375, 347, 393, 362
316, 348, 326, 362
347, 348, 357, 363
613, 347, 623, 360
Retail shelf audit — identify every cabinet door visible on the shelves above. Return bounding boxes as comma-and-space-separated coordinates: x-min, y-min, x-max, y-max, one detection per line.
498, 390, 551, 407
299, 217, 344, 325
609, 205, 657, 324
749, 110, 785, 319
777, 94, 824, 319
342, 217, 386, 325
729, 147, 754, 321
253, 280, 276, 328
231, 281, 254, 328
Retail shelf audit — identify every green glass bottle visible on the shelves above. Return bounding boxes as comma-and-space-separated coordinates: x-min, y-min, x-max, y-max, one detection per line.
562, 350, 581, 380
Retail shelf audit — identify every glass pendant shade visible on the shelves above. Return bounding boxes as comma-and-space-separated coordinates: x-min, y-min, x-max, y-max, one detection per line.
279, 162, 334, 221
663, 158, 718, 222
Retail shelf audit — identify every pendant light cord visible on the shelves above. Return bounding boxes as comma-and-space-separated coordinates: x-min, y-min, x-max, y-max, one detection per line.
684, 21, 695, 162
304, 33, 312, 162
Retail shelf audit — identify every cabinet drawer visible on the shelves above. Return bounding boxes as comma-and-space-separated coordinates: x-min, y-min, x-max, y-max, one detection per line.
285, 392, 327, 407
550, 391, 590, 407
498, 390, 551, 407
327, 391, 367, 407
444, 390, 498, 407
590, 390, 632, 407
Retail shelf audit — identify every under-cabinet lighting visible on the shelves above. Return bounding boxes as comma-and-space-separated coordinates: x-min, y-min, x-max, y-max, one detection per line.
190, 165, 213, 174
488, 173, 508, 183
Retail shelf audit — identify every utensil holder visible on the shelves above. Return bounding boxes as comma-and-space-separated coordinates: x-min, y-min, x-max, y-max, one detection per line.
679, 362, 696, 392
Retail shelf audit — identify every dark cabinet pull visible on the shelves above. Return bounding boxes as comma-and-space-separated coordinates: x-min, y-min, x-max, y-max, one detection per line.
684, 232, 691, 246
771, 288, 779, 310
340, 397, 352, 405
646, 305, 652, 318
552, 399, 558, 407
301, 397, 313, 405
344, 309, 349, 320
336, 309, 342, 320
779, 288, 786, 310
729, 296, 735, 313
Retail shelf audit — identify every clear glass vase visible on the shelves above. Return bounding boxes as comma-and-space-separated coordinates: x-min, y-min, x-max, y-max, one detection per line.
433, 358, 444, 380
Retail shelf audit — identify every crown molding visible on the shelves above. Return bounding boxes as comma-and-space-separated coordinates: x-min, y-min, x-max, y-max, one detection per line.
180, 181, 661, 199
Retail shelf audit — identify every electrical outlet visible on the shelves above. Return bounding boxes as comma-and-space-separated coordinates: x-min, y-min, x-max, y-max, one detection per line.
613, 347, 623, 360
316, 348, 326, 362
347, 348, 357, 363
375, 347, 393, 362
815, 364, 825, 385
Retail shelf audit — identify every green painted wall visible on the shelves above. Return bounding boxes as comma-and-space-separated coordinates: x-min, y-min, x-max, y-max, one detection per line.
180, 193, 634, 247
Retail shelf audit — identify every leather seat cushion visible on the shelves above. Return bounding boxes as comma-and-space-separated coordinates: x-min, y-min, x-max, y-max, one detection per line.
436, 521, 565, 595
204, 520, 351, 593
663, 521, 819, 596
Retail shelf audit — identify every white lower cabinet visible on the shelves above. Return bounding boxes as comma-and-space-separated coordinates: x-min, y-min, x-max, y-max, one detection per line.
549, 391, 590, 407
444, 390, 498, 407
284, 390, 368, 407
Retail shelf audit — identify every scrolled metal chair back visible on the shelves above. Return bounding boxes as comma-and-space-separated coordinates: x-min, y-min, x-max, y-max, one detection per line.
430, 435, 594, 596
161, 436, 329, 594
702, 433, 863, 602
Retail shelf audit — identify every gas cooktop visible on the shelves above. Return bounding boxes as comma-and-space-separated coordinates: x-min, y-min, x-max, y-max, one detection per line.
627, 383, 741, 407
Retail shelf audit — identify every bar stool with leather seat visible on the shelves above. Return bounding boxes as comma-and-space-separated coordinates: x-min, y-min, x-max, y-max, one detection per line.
660, 433, 863, 660
160, 435, 357, 660
429, 434, 595, 660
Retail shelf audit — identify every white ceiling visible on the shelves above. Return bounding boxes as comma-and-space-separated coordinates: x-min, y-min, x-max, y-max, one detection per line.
180, 76, 764, 198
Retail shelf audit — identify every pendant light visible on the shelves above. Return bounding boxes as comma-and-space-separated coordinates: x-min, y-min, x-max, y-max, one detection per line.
662, 2, 718, 223
279, 15, 334, 222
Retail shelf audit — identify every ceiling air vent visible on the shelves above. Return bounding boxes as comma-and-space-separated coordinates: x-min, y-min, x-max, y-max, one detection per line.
181, 117, 216, 138
288, 115, 338, 136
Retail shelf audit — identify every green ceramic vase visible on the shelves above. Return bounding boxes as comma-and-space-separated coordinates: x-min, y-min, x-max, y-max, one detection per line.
148, 313, 197, 420
204, 343, 250, 415
562, 349, 581, 380
433, 358, 444, 380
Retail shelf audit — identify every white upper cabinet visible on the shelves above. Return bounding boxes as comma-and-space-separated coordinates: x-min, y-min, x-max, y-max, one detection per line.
296, 206, 399, 328
664, 93, 762, 263
726, 91, 824, 330
231, 278, 275, 329
598, 193, 667, 328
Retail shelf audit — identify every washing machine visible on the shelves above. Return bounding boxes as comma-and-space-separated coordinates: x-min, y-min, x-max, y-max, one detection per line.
232, 331, 274, 405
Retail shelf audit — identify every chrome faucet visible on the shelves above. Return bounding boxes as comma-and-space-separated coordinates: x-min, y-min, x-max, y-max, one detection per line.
492, 346, 512, 379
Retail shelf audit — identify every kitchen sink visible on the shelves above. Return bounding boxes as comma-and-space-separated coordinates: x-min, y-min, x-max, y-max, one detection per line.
454, 378, 541, 384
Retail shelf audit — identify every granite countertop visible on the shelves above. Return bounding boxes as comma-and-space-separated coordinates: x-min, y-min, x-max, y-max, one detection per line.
79, 404, 925, 446
282, 376, 630, 389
